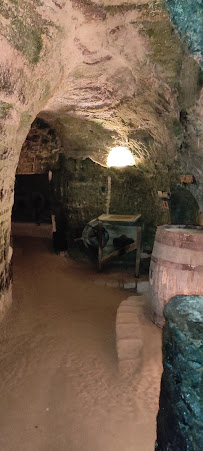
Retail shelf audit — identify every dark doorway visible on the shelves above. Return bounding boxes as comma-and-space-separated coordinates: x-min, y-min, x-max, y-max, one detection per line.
169, 186, 199, 225
12, 174, 51, 224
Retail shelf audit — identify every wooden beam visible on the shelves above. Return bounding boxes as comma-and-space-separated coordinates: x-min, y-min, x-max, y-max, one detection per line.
101, 242, 137, 265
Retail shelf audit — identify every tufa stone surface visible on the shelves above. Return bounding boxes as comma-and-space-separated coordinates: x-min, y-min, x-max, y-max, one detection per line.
0, 0, 202, 317
156, 295, 203, 451
166, 0, 203, 66
17, 118, 61, 174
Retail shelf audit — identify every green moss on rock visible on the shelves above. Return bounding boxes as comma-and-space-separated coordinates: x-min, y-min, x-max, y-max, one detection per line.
0, 0, 56, 63
104, 2, 149, 14
141, 16, 183, 85
166, 0, 203, 66
168, 117, 184, 148
178, 56, 203, 109
53, 156, 171, 250
19, 111, 32, 129
156, 295, 203, 451
0, 101, 13, 119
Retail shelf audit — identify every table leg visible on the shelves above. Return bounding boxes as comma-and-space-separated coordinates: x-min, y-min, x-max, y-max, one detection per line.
135, 227, 141, 277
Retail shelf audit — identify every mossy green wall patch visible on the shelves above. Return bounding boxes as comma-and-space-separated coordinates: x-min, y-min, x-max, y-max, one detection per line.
52, 157, 171, 250
19, 111, 32, 129
166, 0, 203, 66
0, 0, 56, 63
141, 16, 183, 85
104, 3, 150, 14
0, 101, 13, 119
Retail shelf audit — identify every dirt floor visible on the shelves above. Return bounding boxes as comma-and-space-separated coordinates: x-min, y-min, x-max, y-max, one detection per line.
0, 235, 162, 451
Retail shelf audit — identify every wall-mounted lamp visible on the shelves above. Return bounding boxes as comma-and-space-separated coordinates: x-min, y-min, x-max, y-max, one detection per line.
106, 146, 135, 214
107, 146, 135, 168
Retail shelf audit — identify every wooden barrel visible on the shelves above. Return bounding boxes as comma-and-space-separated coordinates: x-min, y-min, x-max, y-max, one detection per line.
149, 225, 203, 327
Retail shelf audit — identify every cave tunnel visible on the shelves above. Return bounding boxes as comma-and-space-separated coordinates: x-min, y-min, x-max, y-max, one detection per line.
12, 174, 51, 224
0, 1, 203, 450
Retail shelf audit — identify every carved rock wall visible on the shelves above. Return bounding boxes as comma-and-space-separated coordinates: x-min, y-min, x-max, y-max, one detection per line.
0, 0, 202, 317
156, 295, 203, 451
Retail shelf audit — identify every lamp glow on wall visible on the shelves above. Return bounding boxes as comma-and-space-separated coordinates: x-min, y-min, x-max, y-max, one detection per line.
106, 146, 135, 214
107, 146, 135, 167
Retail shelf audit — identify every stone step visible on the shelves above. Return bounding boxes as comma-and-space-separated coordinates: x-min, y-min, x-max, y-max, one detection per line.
116, 322, 140, 339
116, 296, 144, 379
117, 338, 143, 360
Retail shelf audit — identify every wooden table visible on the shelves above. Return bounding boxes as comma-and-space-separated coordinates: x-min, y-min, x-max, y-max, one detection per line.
97, 214, 142, 276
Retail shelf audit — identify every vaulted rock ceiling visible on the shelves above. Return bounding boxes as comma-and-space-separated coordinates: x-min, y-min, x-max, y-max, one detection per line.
0, 0, 202, 318
0, 0, 202, 171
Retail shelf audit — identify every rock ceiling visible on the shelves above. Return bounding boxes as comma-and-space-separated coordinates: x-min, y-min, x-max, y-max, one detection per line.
0, 0, 202, 169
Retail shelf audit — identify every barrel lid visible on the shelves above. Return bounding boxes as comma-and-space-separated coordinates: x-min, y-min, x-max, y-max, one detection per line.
155, 225, 203, 250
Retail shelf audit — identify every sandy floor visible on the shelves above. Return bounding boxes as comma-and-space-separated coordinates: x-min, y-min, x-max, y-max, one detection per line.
0, 236, 162, 451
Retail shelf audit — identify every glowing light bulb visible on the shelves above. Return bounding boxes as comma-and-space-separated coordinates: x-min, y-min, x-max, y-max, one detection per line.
107, 146, 135, 167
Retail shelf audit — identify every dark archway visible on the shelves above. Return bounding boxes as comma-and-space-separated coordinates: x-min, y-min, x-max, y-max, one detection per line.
170, 185, 199, 225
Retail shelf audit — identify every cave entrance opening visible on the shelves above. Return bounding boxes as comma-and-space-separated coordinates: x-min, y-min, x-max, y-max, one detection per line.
11, 115, 61, 243
11, 172, 53, 244
12, 173, 51, 225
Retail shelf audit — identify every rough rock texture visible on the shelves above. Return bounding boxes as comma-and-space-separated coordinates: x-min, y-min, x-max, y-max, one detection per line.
166, 0, 203, 66
0, 0, 202, 317
17, 118, 61, 174
174, 90, 203, 222
52, 157, 170, 249
156, 295, 203, 451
